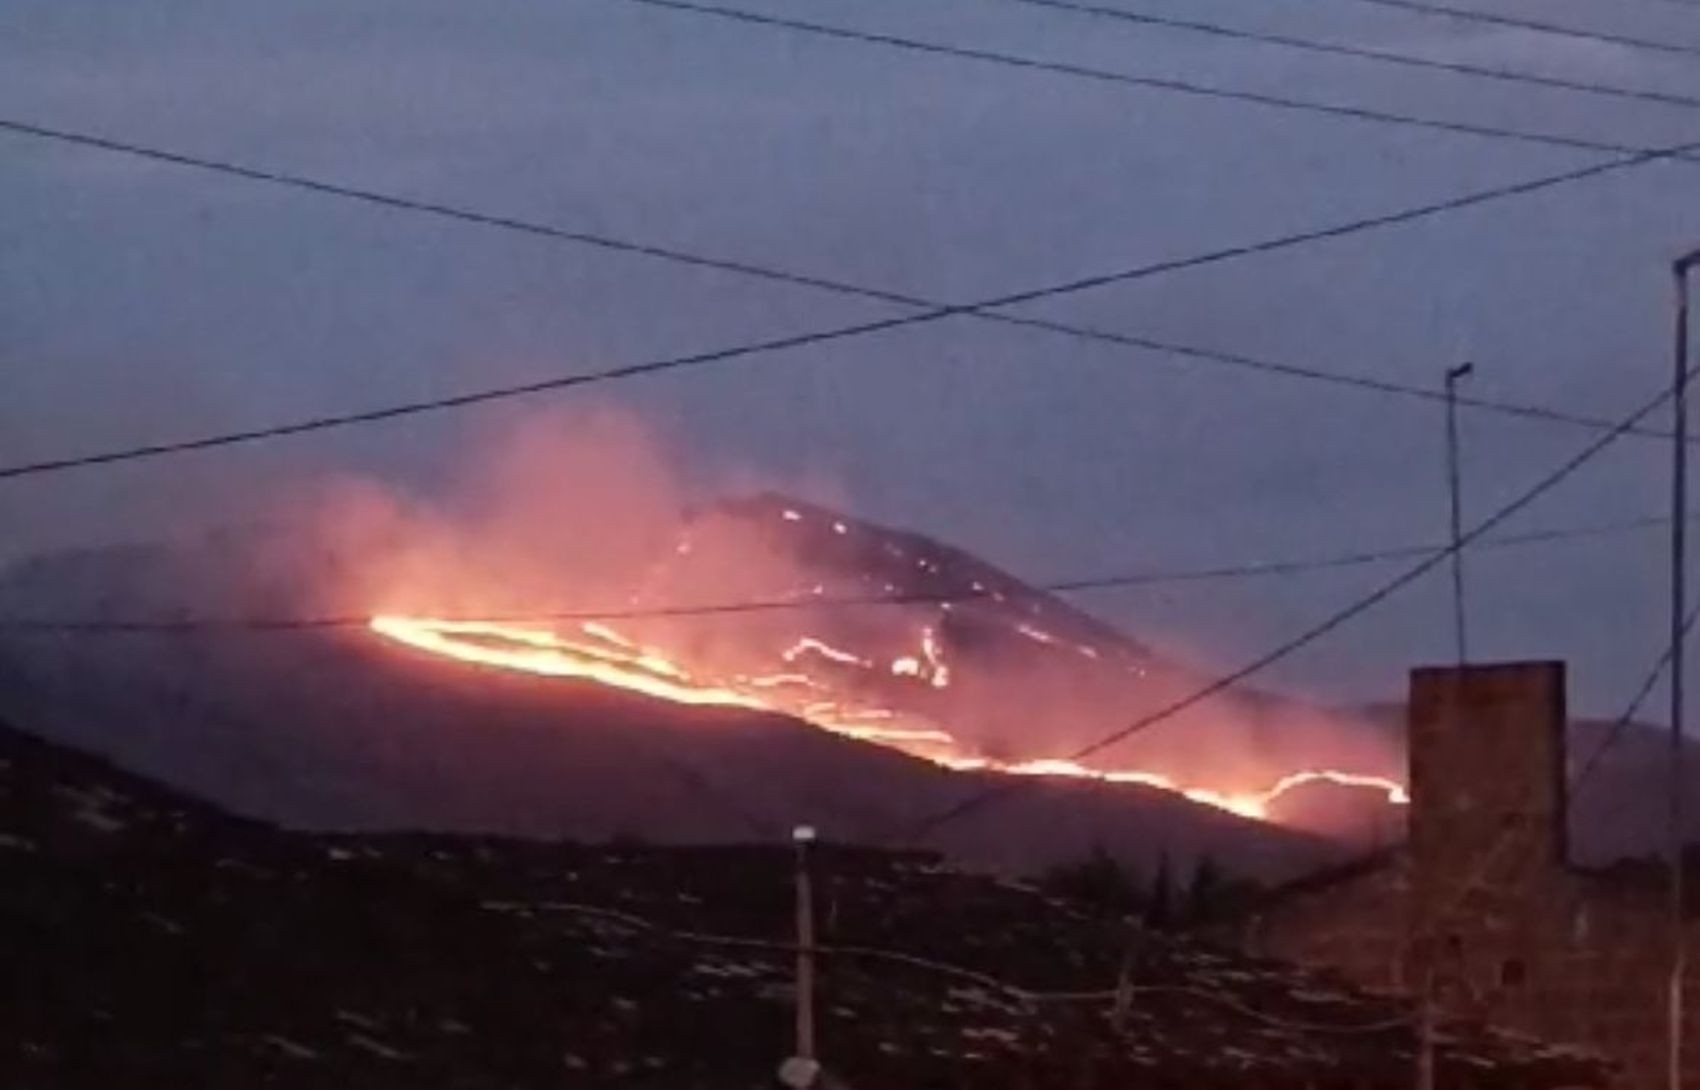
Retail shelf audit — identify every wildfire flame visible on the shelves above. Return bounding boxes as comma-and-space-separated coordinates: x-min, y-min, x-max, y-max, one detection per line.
369, 614, 1407, 824
369, 616, 761, 708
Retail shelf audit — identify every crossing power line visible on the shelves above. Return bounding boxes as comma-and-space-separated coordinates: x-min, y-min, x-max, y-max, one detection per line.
1395, 596, 1700, 913
612, 0, 1700, 160
1357, 600, 1700, 1087
527, 897, 1413, 1032
1285, 590, 1700, 904
1004, 0, 1700, 112
0, 514, 1678, 634
1571, 600, 1700, 797
894, 368, 1688, 845
1, 118, 1692, 449
3, 118, 1697, 482
1328, 0, 1700, 63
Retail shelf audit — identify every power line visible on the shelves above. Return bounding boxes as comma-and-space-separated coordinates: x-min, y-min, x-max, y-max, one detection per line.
1246, 584, 1700, 937
0, 514, 1678, 634
1005, 0, 1700, 112
1225, 574, 1700, 1084
1385, 607, 1700, 1084
1418, 598, 1700, 933
0, 119, 927, 310
1571, 600, 1700, 796
1329, 0, 1700, 63
895, 369, 1686, 845
612, 0, 1700, 159
508, 898, 1412, 1032
1418, 591, 1700, 949
1, 118, 1690, 447
4, 124, 1696, 483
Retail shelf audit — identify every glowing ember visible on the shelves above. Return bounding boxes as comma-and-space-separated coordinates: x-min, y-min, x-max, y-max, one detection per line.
742, 672, 817, 689
783, 637, 870, 668
368, 615, 1407, 826
945, 758, 1410, 821
581, 621, 637, 649
919, 626, 949, 689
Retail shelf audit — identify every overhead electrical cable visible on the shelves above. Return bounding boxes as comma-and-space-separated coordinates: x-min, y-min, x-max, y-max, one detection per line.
895, 369, 1688, 844
1570, 601, 1700, 796
611, 0, 1700, 159
1327, 0, 1700, 63
0, 119, 1691, 447
1003, 0, 1700, 112
3, 118, 1698, 482
0, 514, 1678, 633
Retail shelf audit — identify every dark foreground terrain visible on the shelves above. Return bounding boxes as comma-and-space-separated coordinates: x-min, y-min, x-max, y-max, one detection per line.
0, 718, 1603, 1089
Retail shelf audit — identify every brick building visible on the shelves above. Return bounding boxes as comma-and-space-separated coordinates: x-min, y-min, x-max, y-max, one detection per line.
1244, 661, 1695, 1089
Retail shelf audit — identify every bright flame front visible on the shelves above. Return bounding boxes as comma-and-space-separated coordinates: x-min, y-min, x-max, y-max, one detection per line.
369, 614, 1406, 824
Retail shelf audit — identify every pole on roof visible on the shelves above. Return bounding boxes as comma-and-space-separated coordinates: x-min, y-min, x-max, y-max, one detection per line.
1670, 249, 1697, 1090
1444, 362, 1474, 666
1416, 966, 1435, 1090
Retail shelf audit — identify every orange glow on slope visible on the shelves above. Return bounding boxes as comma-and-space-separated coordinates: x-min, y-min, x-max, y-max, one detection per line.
937, 758, 1409, 821
369, 616, 761, 710
783, 637, 871, 668
369, 615, 1406, 825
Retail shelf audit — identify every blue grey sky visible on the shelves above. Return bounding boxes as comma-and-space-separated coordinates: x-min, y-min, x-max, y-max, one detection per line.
5, 0, 1700, 713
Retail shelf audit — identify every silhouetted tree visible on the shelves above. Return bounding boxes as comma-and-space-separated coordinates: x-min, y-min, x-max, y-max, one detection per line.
1041, 847, 1264, 931
1146, 851, 1174, 931
1179, 854, 1265, 928
1185, 854, 1222, 923
1038, 844, 1144, 918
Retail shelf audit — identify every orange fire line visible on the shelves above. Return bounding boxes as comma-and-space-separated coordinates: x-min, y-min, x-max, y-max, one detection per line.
368, 615, 1407, 824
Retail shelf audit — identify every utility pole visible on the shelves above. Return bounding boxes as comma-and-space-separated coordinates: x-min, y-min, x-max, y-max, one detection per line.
1425, 344, 1475, 1090
779, 824, 851, 1090
1417, 972, 1435, 1090
1671, 250, 1699, 1090
1444, 362, 1474, 665
794, 824, 818, 1065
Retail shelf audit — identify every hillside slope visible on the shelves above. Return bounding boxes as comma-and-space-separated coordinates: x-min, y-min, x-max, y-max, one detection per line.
0, 607, 1329, 876
1343, 704, 1700, 864
0, 510, 1374, 876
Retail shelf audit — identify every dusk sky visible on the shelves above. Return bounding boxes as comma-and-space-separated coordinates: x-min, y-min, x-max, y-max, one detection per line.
7, 0, 1700, 715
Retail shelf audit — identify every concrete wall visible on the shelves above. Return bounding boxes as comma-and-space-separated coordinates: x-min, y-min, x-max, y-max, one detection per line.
1254, 866, 1697, 1089
1246, 662, 1699, 1090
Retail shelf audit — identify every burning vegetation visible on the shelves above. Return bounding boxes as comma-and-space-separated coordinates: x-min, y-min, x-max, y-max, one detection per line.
300, 407, 1404, 831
